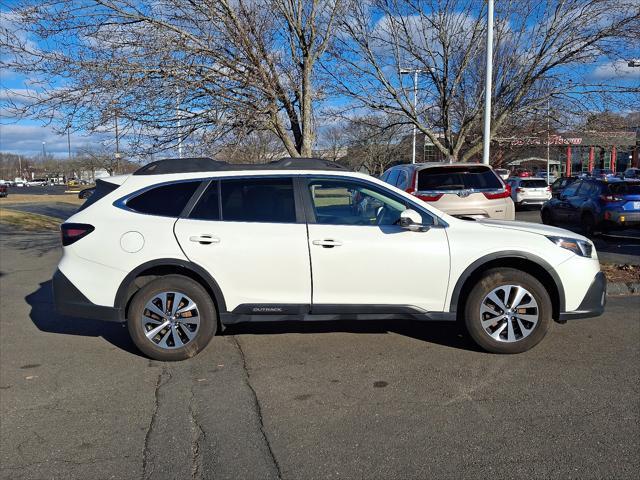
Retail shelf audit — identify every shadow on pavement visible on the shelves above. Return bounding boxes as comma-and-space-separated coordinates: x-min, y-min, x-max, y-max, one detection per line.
223, 319, 482, 352
25, 279, 481, 355
25, 280, 142, 356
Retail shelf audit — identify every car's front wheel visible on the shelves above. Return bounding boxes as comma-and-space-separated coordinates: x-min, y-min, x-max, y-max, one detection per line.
464, 268, 552, 354
127, 275, 217, 361
541, 208, 554, 225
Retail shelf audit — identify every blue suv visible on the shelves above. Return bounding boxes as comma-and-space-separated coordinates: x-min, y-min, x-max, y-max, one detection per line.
541, 178, 640, 234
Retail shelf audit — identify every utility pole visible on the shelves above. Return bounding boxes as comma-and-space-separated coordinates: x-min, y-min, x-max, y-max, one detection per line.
482, 0, 494, 166
400, 68, 424, 164
546, 98, 550, 184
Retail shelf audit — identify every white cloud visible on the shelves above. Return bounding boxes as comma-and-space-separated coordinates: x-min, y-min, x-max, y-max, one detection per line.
0, 123, 108, 157
592, 60, 640, 80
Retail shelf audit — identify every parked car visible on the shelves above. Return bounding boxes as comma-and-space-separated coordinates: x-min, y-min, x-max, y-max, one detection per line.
78, 187, 95, 200
0, 184, 7, 198
380, 163, 514, 220
0, 179, 14, 187
507, 178, 551, 209
14, 180, 27, 187
27, 178, 48, 186
515, 169, 533, 177
54, 157, 605, 361
591, 168, 615, 179
541, 178, 640, 233
493, 168, 510, 181
550, 176, 578, 198
537, 171, 557, 185
622, 168, 640, 179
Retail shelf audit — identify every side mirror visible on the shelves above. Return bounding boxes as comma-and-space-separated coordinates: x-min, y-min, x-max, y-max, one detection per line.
400, 209, 429, 232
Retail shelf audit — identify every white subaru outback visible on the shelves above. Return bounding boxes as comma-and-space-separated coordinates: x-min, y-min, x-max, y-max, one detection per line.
54, 158, 606, 361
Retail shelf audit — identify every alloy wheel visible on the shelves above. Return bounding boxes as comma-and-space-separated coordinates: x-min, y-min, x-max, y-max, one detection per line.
479, 285, 539, 343
141, 291, 200, 349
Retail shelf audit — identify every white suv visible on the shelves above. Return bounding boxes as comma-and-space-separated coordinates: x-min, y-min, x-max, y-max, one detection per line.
54, 158, 606, 361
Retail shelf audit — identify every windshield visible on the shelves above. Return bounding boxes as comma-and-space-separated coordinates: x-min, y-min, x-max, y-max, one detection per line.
417, 166, 502, 191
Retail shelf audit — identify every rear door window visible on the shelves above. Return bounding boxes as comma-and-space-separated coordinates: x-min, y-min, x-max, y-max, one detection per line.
220, 177, 296, 223
126, 181, 201, 217
417, 166, 502, 191
189, 181, 220, 221
562, 181, 582, 197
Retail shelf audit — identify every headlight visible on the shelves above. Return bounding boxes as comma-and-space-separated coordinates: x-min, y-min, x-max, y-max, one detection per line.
547, 236, 593, 257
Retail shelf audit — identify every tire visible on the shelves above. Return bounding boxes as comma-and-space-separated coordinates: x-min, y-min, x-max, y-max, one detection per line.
581, 212, 596, 236
464, 268, 552, 354
127, 275, 217, 361
541, 208, 554, 225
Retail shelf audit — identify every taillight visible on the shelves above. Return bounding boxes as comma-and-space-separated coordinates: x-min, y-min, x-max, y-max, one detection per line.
600, 195, 623, 203
484, 188, 511, 199
415, 193, 443, 202
516, 187, 524, 193
61, 223, 94, 246
546, 186, 551, 192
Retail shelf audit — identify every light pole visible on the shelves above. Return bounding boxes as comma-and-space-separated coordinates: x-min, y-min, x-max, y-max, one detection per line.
482, 0, 494, 166
41, 141, 46, 160
400, 68, 424, 164
547, 98, 550, 183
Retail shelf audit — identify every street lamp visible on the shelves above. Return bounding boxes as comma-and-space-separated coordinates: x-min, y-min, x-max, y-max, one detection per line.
400, 68, 426, 164
482, 0, 494, 166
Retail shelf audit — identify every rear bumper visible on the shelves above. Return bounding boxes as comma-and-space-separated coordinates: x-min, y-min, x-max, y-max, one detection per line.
52, 269, 123, 322
603, 210, 640, 227
559, 272, 606, 321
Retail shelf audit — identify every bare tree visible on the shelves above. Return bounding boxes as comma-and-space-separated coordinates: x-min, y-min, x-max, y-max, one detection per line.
332, 0, 640, 162
2, 0, 344, 158
341, 115, 406, 175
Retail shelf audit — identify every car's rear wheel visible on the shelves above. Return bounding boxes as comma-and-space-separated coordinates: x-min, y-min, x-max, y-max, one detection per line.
127, 275, 217, 361
464, 268, 552, 354
541, 208, 554, 225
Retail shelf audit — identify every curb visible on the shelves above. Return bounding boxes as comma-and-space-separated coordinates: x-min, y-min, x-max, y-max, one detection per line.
607, 282, 640, 296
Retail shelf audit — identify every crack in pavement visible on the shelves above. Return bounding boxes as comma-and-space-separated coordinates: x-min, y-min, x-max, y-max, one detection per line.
189, 383, 205, 480
231, 336, 283, 480
142, 365, 172, 480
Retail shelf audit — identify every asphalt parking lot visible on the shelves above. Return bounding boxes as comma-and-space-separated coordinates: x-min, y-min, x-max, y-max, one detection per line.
1, 226, 639, 479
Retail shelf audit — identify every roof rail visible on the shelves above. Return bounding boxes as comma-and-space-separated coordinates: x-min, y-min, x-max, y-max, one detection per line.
133, 157, 349, 176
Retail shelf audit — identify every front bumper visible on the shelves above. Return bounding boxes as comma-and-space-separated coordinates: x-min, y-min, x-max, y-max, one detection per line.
52, 270, 123, 322
559, 272, 606, 321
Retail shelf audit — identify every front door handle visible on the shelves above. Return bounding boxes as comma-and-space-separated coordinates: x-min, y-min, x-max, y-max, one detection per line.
312, 239, 343, 248
189, 234, 220, 245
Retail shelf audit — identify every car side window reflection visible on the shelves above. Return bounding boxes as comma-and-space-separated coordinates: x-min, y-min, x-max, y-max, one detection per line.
308, 179, 427, 226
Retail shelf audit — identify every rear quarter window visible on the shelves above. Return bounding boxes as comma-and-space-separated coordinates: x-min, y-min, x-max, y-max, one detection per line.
126, 181, 201, 217
78, 179, 119, 212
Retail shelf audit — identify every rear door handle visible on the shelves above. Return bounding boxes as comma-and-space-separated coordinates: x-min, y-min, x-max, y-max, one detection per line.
312, 239, 343, 248
189, 234, 220, 245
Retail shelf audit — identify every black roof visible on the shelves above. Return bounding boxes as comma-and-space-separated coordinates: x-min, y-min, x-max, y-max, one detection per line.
133, 157, 349, 175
